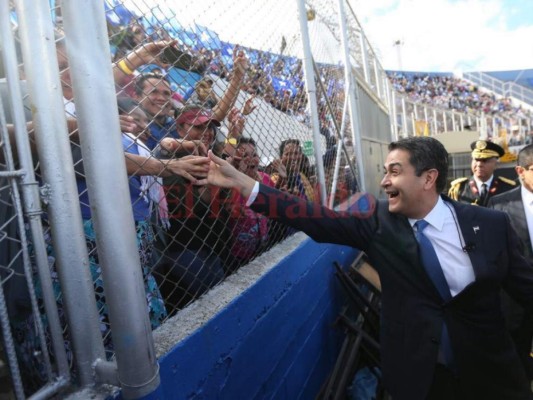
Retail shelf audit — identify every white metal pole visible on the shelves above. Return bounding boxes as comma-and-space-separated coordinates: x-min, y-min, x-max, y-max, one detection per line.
452, 113, 457, 131
336, 0, 366, 191
0, 0, 71, 385
401, 97, 407, 138
297, 0, 327, 203
60, 1, 161, 397
373, 58, 381, 98
14, 0, 106, 386
359, 32, 370, 83
329, 88, 350, 209
390, 84, 399, 141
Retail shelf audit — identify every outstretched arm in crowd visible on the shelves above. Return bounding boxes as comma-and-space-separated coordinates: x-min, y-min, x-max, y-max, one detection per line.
211, 49, 249, 122
113, 40, 177, 88
125, 154, 210, 184
3, 118, 80, 164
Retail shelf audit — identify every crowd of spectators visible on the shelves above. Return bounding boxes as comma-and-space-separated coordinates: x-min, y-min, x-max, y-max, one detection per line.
108, 18, 532, 144
108, 19, 347, 129
387, 72, 531, 118
388, 72, 532, 134
1, 12, 363, 394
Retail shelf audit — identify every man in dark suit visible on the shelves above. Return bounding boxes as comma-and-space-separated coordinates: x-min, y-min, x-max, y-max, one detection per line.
448, 140, 516, 206
489, 143, 533, 381
205, 136, 533, 399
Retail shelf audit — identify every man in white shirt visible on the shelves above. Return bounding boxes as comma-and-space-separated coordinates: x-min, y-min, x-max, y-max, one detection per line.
204, 136, 533, 399
489, 143, 533, 381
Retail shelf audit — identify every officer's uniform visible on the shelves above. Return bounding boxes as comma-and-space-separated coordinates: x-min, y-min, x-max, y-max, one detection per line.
448, 140, 516, 206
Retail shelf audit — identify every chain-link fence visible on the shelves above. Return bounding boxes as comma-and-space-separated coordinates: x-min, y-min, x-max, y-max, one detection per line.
2, 0, 531, 398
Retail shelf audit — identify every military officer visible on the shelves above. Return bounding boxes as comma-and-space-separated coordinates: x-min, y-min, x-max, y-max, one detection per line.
448, 140, 516, 206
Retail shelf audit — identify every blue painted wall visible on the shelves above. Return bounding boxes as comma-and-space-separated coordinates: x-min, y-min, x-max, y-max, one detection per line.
153, 239, 359, 399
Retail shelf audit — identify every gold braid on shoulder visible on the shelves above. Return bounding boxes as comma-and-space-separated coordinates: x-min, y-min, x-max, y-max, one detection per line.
447, 177, 468, 200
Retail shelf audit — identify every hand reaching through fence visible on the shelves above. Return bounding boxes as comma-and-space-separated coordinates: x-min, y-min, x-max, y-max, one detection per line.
159, 138, 208, 157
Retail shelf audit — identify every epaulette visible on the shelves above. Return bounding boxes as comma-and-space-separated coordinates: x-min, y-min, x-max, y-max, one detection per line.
498, 176, 517, 186
447, 177, 468, 200
449, 177, 468, 186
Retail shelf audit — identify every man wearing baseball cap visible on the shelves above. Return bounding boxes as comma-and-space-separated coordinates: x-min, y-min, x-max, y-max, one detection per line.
174, 105, 221, 151
448, 140, 516, 206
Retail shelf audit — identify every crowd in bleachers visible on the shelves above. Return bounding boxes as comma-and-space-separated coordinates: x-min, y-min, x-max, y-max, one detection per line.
387, 71, 532, 123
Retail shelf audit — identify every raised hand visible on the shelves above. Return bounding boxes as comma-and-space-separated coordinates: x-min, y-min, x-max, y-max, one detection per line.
232, 46, 249, 78
270, 158, 287, 179
242, 95, 257, 116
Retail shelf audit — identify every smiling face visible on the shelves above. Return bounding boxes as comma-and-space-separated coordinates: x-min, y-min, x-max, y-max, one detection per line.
281, 143, 303, 175
471, 157, 497, 182
136, 77, 172, 119
235, 143, 259, 177
381, 148, 435, 219
178, 122, 215, 148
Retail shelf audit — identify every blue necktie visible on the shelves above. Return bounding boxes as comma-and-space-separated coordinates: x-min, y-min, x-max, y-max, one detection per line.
414, 220, 454, 368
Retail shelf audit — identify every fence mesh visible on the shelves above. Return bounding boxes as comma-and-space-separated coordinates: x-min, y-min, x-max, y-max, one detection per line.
1, 0, 532, 397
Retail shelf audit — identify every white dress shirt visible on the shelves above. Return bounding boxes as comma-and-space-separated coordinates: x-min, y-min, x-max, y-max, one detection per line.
473, 175, 493, 193
409, 197, 476, 297
246, 181, 261, 206
521, 185, 533, 253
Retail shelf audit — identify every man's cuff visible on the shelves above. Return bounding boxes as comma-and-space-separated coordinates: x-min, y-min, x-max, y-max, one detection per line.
245, 182, 260, 206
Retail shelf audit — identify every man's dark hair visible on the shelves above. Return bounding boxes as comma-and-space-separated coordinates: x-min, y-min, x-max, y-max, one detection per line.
134, 73, 170, 96
388, 136, 449, 193
237, 137, 256, 147
279, 139, 300, 157
518, 144, 533, 169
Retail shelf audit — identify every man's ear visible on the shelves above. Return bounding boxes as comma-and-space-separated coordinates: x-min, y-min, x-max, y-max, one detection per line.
515, 165, 524, 181
425, 169, 439, 189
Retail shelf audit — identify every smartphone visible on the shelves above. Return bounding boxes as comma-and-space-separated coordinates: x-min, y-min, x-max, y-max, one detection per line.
160, 47, 193, 70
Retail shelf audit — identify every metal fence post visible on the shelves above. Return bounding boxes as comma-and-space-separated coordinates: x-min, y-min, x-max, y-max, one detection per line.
297, 0, 327, 204
337, 0, 367, 191
0, 0, 71, 393
60, 1, 160, 398
14, 0, 106, 387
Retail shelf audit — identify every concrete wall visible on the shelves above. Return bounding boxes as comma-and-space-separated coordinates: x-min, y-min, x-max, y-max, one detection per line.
150, 233, 360, 400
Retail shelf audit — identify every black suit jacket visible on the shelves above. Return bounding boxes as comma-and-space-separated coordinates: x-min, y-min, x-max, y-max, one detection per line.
251, 185, 533, 400
489, 187, 532, 262
488, 186, 533, 377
